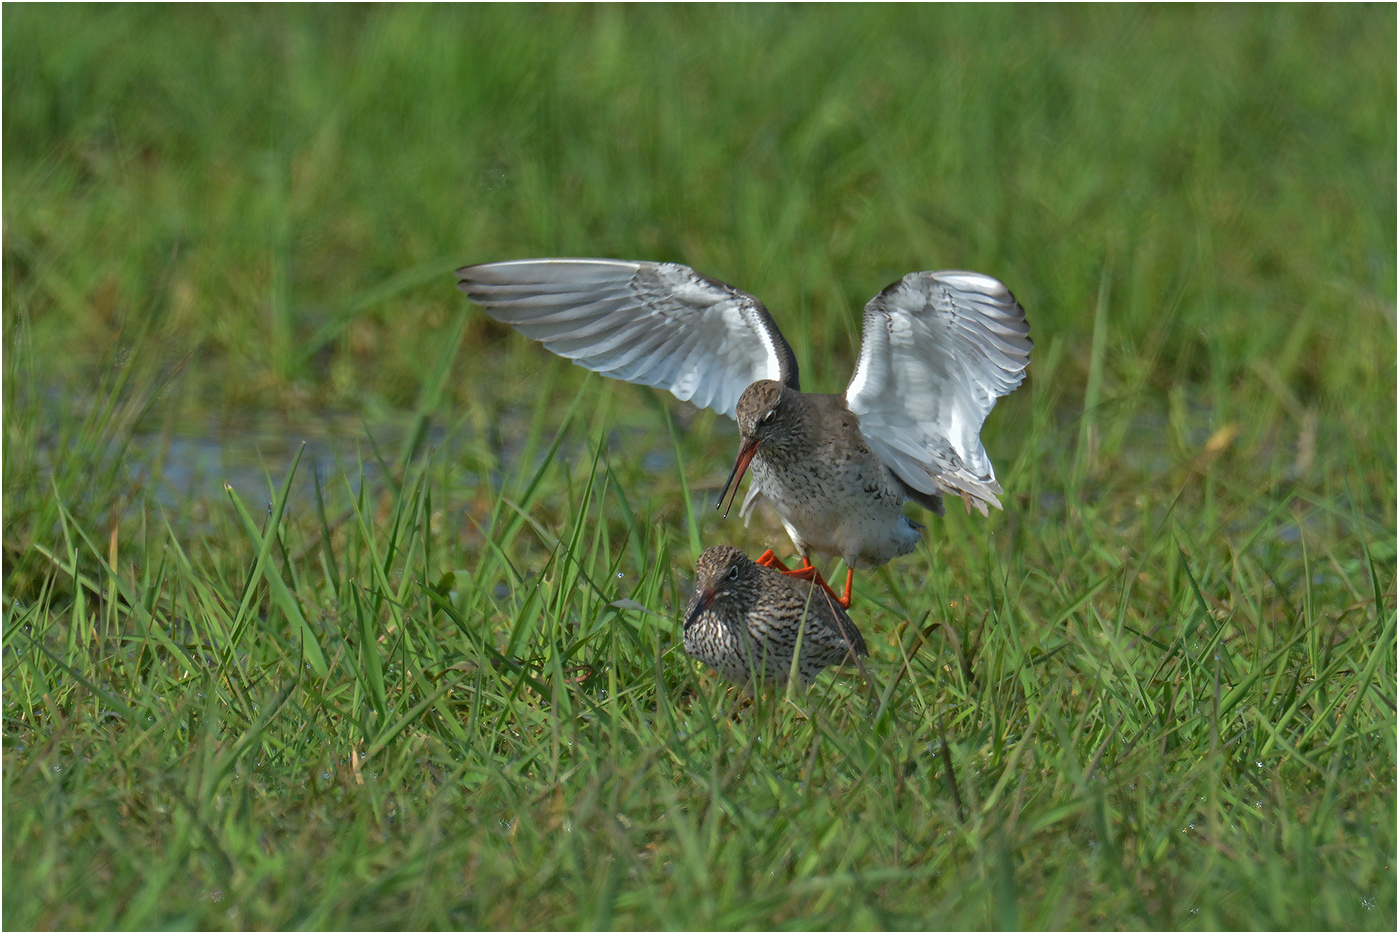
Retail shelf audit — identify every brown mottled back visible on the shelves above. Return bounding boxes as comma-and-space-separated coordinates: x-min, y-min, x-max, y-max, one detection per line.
683, 545, 867, 687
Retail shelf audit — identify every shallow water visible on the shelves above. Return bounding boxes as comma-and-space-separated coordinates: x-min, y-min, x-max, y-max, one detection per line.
118, 400, 689, 529
128, 414, 413, 513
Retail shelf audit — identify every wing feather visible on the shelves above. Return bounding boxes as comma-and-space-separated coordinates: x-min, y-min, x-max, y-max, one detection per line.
845, 270, 1031, 515
458, 258, 800, 419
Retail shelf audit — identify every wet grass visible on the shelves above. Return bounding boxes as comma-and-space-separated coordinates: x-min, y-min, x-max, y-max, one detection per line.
4, 4, 1396, 929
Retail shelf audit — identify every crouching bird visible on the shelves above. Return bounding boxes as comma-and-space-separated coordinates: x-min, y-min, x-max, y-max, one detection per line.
682, 545, 868, 688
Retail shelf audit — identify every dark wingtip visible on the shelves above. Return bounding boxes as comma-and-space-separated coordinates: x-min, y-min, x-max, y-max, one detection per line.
874, 274, 912, 303
834, 610, 869, 658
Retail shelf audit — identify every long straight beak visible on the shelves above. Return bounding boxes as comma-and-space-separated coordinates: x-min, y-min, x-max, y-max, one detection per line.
684, 588, 716, 630
717, 436, 761, 517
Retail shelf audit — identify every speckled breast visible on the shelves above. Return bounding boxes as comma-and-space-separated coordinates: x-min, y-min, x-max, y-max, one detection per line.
750, 448, 921, 568
683, 616, 760, 684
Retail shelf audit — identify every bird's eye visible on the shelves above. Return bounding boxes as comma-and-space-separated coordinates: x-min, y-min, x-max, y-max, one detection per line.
728, 566, 739, 580
760, 411, 774, 425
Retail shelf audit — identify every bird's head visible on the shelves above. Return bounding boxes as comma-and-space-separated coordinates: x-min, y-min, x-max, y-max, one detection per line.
684, 545, 760, 629
734, 379, 787, 439
718, 380, 790, 516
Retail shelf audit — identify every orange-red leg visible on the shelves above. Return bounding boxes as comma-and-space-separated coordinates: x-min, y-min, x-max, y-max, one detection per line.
754, 549, 792, 572
773, 555, 854, 610
777, 555, 819, 582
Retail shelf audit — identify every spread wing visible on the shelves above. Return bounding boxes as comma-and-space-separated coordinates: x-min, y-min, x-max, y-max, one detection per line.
845, 270, 1032, 515
457, 258, 800, 419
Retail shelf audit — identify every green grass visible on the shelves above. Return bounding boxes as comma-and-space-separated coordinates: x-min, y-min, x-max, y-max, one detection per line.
4, 4, 1395, 929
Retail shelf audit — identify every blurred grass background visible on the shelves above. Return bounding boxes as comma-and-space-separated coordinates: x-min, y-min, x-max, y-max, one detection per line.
3, 4, 1395, 929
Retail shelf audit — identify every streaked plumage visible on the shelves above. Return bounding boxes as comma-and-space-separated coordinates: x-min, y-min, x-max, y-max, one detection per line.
682, 545, 867, 687
729, 381, 931, 571
457, 258, 1031, 599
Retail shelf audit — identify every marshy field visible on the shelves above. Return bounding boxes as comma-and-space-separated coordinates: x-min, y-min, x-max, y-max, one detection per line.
3, 5, 1395, 929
